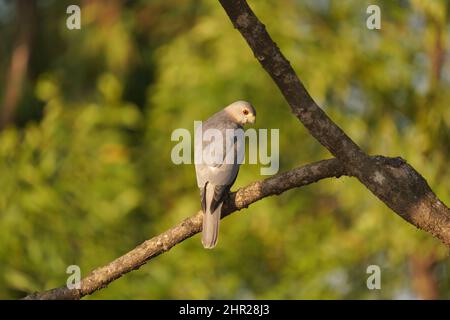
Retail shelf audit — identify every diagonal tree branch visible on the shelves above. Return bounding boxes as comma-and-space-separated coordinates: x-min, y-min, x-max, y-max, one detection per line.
218, 0, 450, 247
23, 158, 345, 299
23, 0, 450, 300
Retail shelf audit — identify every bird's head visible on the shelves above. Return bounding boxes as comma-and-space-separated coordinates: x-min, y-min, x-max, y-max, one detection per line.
224, 100, 256, 126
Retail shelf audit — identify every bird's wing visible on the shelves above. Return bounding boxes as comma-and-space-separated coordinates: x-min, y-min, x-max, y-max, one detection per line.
194, 114, 241, 187
195, 120, 241, 211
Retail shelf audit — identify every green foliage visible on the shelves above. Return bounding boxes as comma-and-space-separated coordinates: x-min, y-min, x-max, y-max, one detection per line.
0, 0, 448, 299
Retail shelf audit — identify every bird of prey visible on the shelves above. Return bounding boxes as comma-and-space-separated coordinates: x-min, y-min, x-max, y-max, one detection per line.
195, 101, 256, 249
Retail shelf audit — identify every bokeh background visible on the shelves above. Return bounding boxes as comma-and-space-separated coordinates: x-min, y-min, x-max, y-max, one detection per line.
0, 0, 449, 299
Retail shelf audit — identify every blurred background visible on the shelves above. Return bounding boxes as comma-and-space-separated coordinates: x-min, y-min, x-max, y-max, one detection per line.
0, 0, 449, 299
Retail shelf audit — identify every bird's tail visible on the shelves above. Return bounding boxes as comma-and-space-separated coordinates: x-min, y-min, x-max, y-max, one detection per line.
202, 183, 221, 249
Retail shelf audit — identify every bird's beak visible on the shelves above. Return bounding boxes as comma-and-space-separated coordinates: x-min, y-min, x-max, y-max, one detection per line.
248, 114, 256, 124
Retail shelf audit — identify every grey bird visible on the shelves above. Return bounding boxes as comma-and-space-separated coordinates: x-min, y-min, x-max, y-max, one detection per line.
195, 101, 256, 249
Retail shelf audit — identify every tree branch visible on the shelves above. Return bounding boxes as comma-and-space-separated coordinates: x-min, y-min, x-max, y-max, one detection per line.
23, 0, 450, 300
23, 158, 345, 299
218, 0, 450, 246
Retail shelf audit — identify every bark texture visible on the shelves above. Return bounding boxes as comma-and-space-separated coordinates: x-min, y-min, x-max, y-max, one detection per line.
24, 159, 345, 299
218, 0, 450, 246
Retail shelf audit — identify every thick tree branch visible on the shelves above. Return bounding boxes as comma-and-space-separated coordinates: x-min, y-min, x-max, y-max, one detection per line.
218, 0, 450, 246
22, 0, 450, 300
23, 158, 345, 299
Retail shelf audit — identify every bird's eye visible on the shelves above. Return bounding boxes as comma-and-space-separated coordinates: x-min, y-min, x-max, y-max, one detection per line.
243, 109, 249, 115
